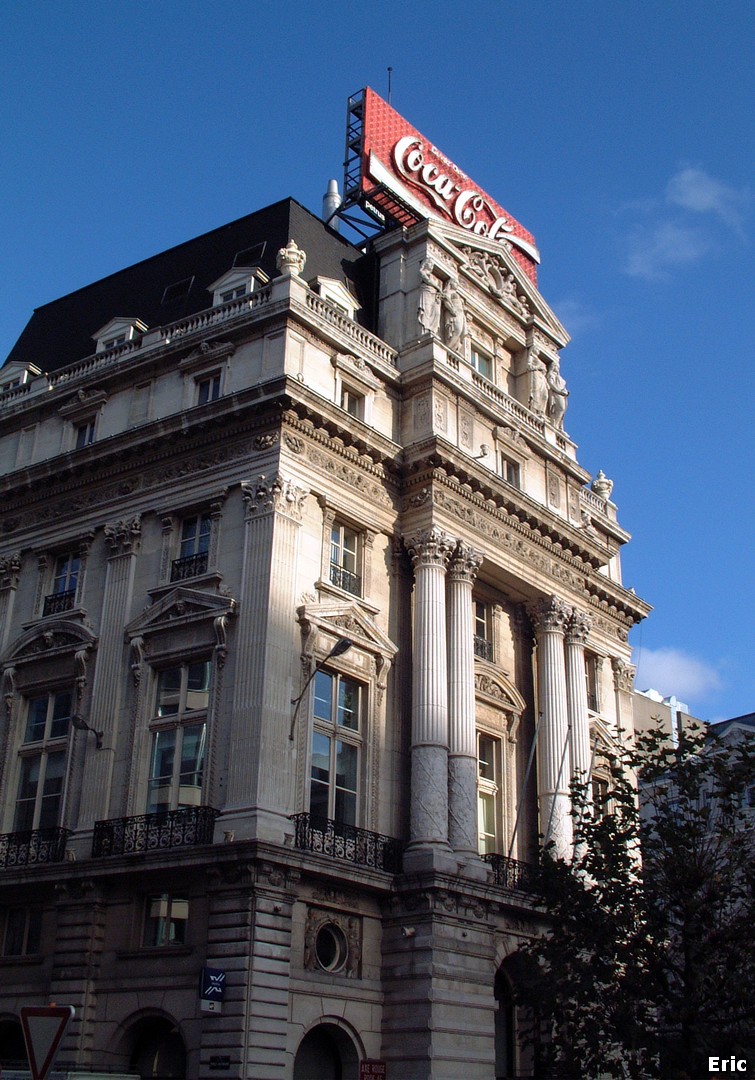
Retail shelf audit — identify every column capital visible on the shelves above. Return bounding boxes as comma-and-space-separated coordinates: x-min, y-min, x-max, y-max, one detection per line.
104, 515, 142, 557
242, 473, 308, 521
528, 594, 571, 634
612, 657, 635, 693
404, 526, 456, 570
0, 552, 21, 591
566, 609, 592, 644
447, 542, 483, 584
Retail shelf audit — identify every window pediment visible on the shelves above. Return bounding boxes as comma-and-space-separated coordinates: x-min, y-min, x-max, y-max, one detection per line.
127, 587, 236, 638
6, 620, 98, 668
297, 601, 397, 664
474, 671, 526, 716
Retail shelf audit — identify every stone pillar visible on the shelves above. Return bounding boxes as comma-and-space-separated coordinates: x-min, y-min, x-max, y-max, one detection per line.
0, 552, 21, 653
226, 474, 307, 841
78, 517, 141, 826
49, 882, 106, 1068
565, 609, 593, 796
612, 657, 635, 739
446, 542, 483, 856
404, 527, 456, 851
530, 596, 572, 858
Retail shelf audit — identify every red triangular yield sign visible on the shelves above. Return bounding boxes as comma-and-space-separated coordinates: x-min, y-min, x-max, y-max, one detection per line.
20, 1005, 74, 1080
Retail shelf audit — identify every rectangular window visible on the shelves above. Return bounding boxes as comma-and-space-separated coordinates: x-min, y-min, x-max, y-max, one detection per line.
143, 894, 189, 947
14, 748, 67, 832
471, 346, 493, 380
478, 733, 501, 854
340, 386, 364, 419
474, 601, 494, 662
171, 514, 211, 581
75, 420, 96, 449
197, 372, 221, 405
585, 655, 600, 713
102, 334, 126, 351
220, 285, 247, 303
500, 454, 521, 489
330, 523, 361, 596
148, 661, 210, 813
2, 907, 42, 956
310, 670, 362, 827
43, 552, 80, 617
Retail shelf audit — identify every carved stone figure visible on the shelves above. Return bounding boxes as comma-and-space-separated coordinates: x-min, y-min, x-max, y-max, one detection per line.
527, 349, 549, 415
546, 355, 569, 430
591, 470, 614, 501
276, 239, 306, 278
442, 281, 467, 353
417, 258, 441, 335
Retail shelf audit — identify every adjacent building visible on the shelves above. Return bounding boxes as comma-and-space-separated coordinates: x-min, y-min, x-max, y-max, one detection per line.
0, 88, 650, 1079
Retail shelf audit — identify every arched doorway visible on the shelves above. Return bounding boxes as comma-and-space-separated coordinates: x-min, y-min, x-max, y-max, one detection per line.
126, 1016, 186, 1079
293, 1022, 360, 1080
495, 953, 539, 1079
494, 968, 516, 1079
0, 1016, 27, 1068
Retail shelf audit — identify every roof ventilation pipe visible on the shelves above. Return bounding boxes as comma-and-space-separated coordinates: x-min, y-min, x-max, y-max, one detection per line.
322, 179, 341, 231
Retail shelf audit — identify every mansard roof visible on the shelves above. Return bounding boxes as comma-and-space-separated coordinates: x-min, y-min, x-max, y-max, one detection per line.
5, 198, 372, 375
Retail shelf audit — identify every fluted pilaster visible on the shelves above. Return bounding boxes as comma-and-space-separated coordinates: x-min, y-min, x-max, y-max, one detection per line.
565, 610, 593, 800
530, 595, 572, 858
405, 527, 456, 848
447, 542, 483, 854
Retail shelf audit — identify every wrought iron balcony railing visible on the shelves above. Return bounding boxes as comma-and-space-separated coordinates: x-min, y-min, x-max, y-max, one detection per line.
474, 635, 494, 661
43, 589, 76, 616
170, 551, 210, 582
0, 827, 72, 868
329, 563, 361, 596
92, 806, 218, 858
291, 813, 402, 873
483, 853, 541, 894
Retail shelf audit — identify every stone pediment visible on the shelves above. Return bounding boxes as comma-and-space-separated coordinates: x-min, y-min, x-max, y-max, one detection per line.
589, 714, 623, 753
297, 600, 397, 661
6, 619, 98, 666
427, 219, 569, 348
474, 670, 527, 716
127, 586, 236, 638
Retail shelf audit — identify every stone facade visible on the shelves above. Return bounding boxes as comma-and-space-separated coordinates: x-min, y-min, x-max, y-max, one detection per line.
0, 198, 649, 1079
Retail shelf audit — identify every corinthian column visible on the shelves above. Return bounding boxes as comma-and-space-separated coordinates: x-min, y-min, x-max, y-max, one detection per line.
530, 596, 572, 859
565, 609, 593, 802
405, 527, 456, 849
446, 542, 483, 855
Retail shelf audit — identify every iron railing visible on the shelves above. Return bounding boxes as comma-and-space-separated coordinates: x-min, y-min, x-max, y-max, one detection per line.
0, 827, 71, 868
329, 563, 361, 596
483, 853, 541, 894
474, 635, 494, 661
292, 813, 402, 873
92, 806, 218, 858
170, 551, 209, 582
43, 589, 76, 616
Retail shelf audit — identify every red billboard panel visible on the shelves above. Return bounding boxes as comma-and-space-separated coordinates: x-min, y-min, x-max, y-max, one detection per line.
358, 88, 539, 283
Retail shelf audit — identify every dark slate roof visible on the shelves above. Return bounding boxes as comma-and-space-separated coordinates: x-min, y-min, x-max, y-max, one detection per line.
4, 198, 373, 375
710, 712, 755, 736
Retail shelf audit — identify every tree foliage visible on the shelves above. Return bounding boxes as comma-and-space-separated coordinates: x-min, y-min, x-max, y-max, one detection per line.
515, 724, 755, 1079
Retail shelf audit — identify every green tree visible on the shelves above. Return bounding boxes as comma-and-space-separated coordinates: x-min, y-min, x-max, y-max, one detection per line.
515, 726, 755, 1079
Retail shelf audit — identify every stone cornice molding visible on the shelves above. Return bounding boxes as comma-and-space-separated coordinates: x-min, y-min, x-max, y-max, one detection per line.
447, 542, 484, 584
404, 526, 457, 570
103, 515, 142, 557
565, 609, 593, 645
241, 473, 308, 521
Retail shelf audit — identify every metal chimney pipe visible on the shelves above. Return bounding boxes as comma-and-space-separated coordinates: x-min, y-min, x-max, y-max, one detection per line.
322, 179, 341, 230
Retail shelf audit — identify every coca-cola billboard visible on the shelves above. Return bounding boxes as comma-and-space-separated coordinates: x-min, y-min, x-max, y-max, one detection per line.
357, 88, 539, 283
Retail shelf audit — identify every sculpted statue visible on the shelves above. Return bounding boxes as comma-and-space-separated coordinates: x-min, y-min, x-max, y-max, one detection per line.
527, 349, 549, 414
546, 355, 569, 430
592, 470, 614, 501
442, 280, 467, 353
417, 258, 441, 335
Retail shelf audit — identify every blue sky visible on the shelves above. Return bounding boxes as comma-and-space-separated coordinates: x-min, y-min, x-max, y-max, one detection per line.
2, 1, 752, 721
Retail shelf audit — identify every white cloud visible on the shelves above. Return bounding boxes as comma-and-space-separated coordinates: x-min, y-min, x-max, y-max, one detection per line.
666, 166, 748, 233
632, 646, 723, 703
624, 221, 711, 281
552, 297, 601, 334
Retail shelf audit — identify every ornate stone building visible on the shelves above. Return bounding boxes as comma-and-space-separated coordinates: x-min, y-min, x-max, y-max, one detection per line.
0, 96, 649, 1079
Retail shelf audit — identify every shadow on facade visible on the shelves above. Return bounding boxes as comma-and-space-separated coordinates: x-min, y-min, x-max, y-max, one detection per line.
293, 1021, 360, 1080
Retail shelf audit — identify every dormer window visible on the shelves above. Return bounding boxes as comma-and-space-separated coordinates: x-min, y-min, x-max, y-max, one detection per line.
93, 318, 147, 354
209, 267, 269, 308
0, 361, 41, 395
312, 277, 360, 321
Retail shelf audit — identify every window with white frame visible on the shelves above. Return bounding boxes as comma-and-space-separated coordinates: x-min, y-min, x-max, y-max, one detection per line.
171, 513, 212, 582
474, 600, 494, 662
329, 522, 361, 596
478, 732, 502, 854
471, 345, 493, 381
196, 371, 221, 405
500, 453, 521, 489
585, 654, 601, 713
310, 670, 362, 826
2, 906, 42, 956
147, 661, 210, 814
14, 690, 73, 832
340, 385, 364, 419
43, 552, 80, 616
143, 893, 189, 947
74, 419, 96, 449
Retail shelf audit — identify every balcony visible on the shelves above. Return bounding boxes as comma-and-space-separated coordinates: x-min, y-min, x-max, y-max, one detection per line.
292, 813, 402, 873
329, 563, 361, 596
483, 853, 541, 894
42, 589, 76, 616
92, 806, 218, 858
474, 635, 494, 662
170, 551, 209, 582
0, 827, 71, 868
